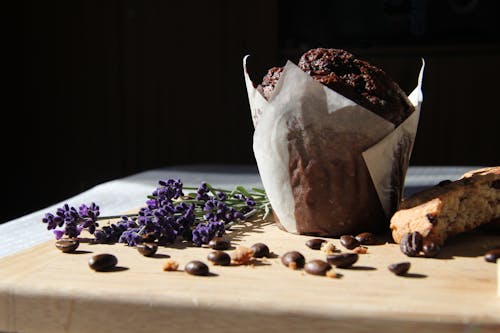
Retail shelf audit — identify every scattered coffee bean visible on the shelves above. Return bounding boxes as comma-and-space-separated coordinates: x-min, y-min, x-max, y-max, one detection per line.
305, 238, 327, 250
251, 243, 270, 258
281, 251, 305, 269
355, 232, 377, 245
304, 260, 332, 276
185, 260, 209, 276
422, 242, 440, 258
141, 232, 157, 243
88, 254, 118, 271
136, 243, 158, 257
388, 262, 411, 276
55, 239, 79, 253
208, 237, 230, 250
484, 248, 500, 263
207, 251, 231, 266
327, 253, 359, 268
340, 235, 360, 250
400, 231, 423, 257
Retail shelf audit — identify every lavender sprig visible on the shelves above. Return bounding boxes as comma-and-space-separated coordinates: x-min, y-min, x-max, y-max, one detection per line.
42, 179, 271, 247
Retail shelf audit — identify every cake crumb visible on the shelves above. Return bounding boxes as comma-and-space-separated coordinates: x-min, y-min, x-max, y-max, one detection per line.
320, 242, 336, 255
353, 246, 368, 254
232, 246, 254, 265
162, 259, 179, 271
326, 269, 339, 279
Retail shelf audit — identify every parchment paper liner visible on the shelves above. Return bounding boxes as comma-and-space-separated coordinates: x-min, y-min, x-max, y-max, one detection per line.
244, 56, 424, 234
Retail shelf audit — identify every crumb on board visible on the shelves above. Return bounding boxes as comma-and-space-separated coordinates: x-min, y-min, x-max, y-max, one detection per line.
162, 259, 179, 271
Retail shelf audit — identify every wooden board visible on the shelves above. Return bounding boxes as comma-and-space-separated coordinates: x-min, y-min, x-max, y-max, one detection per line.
0, 217, 499, 333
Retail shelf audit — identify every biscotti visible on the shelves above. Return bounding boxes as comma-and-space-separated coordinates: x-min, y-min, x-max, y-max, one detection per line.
390, 166, 500, 256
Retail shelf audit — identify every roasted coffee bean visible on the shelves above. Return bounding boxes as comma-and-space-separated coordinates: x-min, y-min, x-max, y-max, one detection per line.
185, 260, 209, 276
400, 231, 423, 257
305, 238, 327, 250
208, 238, 230, 250
388, 262, 411, 276
55, 239, 79, 253
355, 232, 377, 245
484, 248, 500, 263
136, 243, 158, 257
326, 253, 359, 268
422, 242, 441, 258
251, 243, 270, 258
304, 260, 331, 276
207, 251, 231, 266
281, 251, 305, 269
340, 235, 360, 250
88, 254, 118, 271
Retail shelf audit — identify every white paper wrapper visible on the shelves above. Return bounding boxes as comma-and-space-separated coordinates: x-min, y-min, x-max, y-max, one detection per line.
244, 55, 424, 235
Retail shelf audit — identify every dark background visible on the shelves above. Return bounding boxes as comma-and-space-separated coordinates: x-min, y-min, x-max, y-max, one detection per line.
7, 0, 500, 223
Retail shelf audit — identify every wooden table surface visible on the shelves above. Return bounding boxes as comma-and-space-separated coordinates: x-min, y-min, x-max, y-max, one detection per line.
0, 216, 499, 333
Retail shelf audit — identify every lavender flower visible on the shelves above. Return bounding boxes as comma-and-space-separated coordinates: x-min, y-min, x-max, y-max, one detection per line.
42, 179, 272, 249
191, 221, 225, 247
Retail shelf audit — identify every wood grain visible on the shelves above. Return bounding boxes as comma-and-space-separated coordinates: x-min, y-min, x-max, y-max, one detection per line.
0, 217, 499, 333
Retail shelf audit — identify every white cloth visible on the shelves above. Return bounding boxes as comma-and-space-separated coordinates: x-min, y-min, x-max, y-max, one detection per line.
0, 164, 479, 258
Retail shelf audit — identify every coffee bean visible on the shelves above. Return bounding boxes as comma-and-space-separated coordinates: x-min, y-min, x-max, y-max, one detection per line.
400, 231, 423, 257
422, 242, 440, 258
340, 235, 360, 250
251, 243, 270, 258
305, 238, 327, 250
388, 262, 411, 276
326, 253, 359, 268
207, 251, 231, 266
355, 232, 377, 245
136, 243, 158, 257
185, 260, 209, 276
281, 251, 305, 269
304, 260, 332, 276
88, 254, 118, 271
484, 248, 500, 263
208, 238, 230, 250
55, 239, 79, 253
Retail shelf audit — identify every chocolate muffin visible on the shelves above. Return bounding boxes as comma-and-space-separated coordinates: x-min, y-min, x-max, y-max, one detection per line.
258, 48, 414, 125
254, 48, 416, 236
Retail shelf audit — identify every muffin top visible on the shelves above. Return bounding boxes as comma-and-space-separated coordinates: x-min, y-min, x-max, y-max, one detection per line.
258, 48, 414, 125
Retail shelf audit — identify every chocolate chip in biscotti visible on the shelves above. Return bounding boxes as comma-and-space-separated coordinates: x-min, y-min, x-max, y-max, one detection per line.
436, 179, 452, 187
400, 231, 423, 257
491, 180, 500, 189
